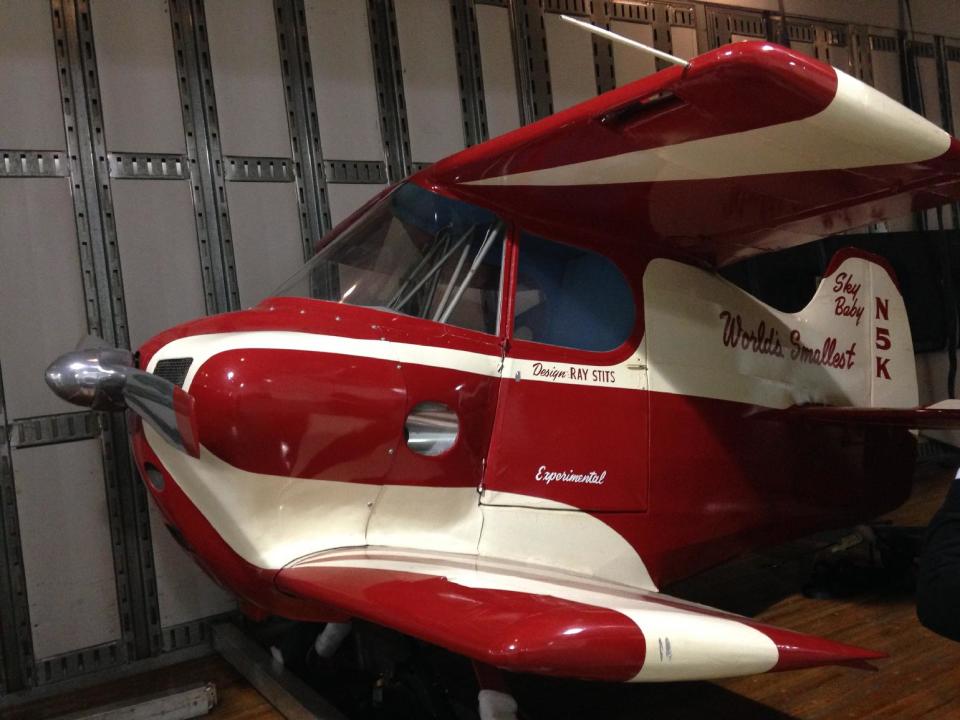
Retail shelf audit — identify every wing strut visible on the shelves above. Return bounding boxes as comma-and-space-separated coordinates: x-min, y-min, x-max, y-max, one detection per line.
560, 14, 689, 67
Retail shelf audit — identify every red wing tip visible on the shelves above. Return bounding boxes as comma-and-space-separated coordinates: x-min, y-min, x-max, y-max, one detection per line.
771, 635, 887, 672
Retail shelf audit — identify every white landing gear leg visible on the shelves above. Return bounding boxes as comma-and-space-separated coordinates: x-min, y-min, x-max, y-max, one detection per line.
474, 661, 518, 720
269, 621, 353, 666
314, 621, 353, 658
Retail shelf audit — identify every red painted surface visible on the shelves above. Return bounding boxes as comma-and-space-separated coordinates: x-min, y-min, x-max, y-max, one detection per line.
274, 562, 885, 677
822, 246, 903, 292
389, 361, 499, 488
119, 39, 954, 683
277, 564, 647, 680
422, 42, 836, 184
172, 386, 200, 458
414, 42, 960, 268
603, 391, 915, 587
192, 348, 406, 483
762, 624, 887, 672
487, 378, 650, 512
485, 238, 650, 511
138, 298, 501, 376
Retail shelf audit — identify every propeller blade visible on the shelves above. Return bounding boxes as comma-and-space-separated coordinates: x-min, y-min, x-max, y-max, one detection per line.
123, 372, 201, 457
45, 348, 201, 457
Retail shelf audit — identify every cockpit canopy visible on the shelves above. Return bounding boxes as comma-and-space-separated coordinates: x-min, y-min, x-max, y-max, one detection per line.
272, 182, 635, 352
273, 182, 505, 334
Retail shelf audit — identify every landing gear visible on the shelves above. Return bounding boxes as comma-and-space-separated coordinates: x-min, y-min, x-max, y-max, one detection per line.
473, 661, 519, 720
263, 619, 483, 718
803, 524, 922, 599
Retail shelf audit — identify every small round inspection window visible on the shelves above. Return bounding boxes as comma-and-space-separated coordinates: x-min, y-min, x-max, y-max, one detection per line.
405, 402, 459, 456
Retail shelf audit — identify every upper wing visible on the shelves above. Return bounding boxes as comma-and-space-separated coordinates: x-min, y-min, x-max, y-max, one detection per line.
416, 41, 960, 268
277, 548, 883, 682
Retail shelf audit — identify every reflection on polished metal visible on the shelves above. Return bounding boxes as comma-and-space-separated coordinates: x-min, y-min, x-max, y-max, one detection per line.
45, 348, 134, 410
45, 348, 199, 457
405, 402, 459, 456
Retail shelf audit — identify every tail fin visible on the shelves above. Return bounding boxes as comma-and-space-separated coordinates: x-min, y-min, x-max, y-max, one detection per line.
797, 248, 917, 409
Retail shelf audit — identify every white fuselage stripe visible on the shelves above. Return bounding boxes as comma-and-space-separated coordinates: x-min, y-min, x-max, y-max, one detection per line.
147, 331, 647, 391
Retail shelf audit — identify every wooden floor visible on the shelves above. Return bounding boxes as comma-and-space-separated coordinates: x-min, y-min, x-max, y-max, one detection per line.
514, 458, 960, 719
4, 654, 282, 720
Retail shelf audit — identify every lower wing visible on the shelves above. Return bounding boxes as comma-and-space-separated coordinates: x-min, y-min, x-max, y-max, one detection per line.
276, 548, 883, 682
769, 400, 960, 429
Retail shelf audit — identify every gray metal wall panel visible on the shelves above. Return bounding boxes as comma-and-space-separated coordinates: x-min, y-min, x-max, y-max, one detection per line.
789, 40, 817, 58
917, 55, 944, 127
15, 440, 121, 660
0, 0, 65, 150
394, 0, 465, 161
871, 36, 903, 102
89, 0, 185, 153
204, 0, 291, 158
611, 20, 656, 85
475, 4, 519, 138
824, 44, 851, 73
304, 0, 384, 160
670, 25, 699, 60
328, 183, 388, 226
949, 54, 960, 134
147, 503, 234, 629
0, 179, 88, 418
228, 183, 303, 307
868, 36, 909, 230
111, 181, 206, 349
543, 12, 596, 112
915, 49, 944, 228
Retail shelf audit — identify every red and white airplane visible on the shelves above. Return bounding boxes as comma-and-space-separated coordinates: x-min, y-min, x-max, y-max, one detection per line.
46, 32, 960, 716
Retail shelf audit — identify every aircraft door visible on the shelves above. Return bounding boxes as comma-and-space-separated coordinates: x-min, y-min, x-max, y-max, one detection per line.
483, 232, 649, 512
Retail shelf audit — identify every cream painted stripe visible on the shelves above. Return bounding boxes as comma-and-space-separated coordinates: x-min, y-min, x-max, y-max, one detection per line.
148, 330, 498, 391
465, 69, 950, 187
143, 426, 656, 589
292, 553, 778, 682
147, 331, 646, 391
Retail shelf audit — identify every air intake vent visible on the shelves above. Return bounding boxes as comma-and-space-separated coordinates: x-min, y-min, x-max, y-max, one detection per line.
153, 358, 193, 388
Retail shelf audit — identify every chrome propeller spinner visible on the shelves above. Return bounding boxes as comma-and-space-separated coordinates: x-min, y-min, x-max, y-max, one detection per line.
45, 344, 201, 457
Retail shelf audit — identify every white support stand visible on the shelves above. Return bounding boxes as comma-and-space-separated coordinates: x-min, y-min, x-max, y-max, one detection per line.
478, 689, 519, 720
314, 621, 353, 659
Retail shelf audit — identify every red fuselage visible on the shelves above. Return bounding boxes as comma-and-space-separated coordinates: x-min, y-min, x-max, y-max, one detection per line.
131, 248, 915, 622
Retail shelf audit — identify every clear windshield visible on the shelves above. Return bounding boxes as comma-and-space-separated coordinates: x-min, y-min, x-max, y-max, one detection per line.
271, 183, 505, 334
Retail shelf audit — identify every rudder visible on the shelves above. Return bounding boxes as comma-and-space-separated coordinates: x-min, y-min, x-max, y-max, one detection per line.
797, 248, 918, 409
